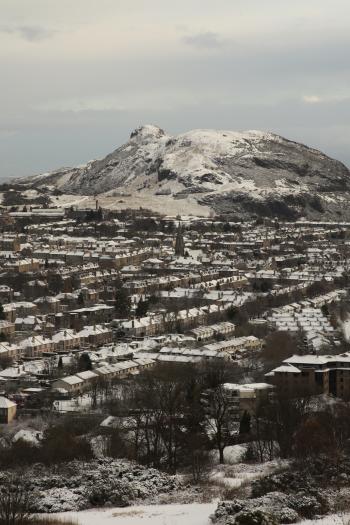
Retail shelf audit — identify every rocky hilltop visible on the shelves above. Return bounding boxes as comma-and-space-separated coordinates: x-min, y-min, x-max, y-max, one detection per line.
17, 125, 350, 219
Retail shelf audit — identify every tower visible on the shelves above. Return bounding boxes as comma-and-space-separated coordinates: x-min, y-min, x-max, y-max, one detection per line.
175, 223, 185, 257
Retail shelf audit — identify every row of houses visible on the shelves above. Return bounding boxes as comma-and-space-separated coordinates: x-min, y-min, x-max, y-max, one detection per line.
188, 321, 236, 341
32, 248, 154, 269
202, 336, 262, 356
268, 308, 334, 334
52, 357, 154, 394
0, 325, 113, 359
119, 303, 231, 337
266, 291, 346, 345
123, 270, 222, 294
136, 335, 262, 364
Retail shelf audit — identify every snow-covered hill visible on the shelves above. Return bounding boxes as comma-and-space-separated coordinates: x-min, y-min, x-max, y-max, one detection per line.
16, 125, 350, 219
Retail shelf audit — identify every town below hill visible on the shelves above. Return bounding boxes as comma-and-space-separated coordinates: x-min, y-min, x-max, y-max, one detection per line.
0, 204, 350, 524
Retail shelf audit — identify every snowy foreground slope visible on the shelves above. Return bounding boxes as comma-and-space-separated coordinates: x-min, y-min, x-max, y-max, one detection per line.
46, 506, 350, 525
47, 503, 216, 525
0, 459, 180, 513
17, 125, 350, 219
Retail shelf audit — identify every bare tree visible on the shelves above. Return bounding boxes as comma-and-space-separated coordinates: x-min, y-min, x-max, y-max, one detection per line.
0, 475, 33, 525
262, 331, 299, 370
202, 385, 236, 464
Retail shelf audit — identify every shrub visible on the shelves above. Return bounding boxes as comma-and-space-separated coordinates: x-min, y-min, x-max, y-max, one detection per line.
40, 425, 93, 464
235, 509, 277, 525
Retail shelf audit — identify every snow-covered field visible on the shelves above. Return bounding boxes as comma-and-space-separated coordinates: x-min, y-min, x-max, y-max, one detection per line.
54, 191, 212, 217
208, 445, 288, 490
298, 514, 350, 525
46, 502, 350, 525
44, 503, 350, 525
46, 503, 217, 525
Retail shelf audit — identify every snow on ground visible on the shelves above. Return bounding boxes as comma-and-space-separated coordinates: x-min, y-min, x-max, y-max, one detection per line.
12, 428, 42, 445
54, 194, 91, 208
342, 319, 350, 341
55, 192, 211, 217
46, 503, 216, 525
209, 444, 288, 491
296, 513, 350, 525
21, 189, 40, 199
210, 459, 287, 490
53, 393, 94, 412
210, 445, 246, 466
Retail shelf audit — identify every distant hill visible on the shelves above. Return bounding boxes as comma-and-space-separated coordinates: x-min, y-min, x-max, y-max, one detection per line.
15, 125, 350, 219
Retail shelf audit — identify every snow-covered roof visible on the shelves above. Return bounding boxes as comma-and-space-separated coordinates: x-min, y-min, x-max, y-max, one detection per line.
0, 396, 16, 408
59, 375, 84, 385
271, 364, 301, 374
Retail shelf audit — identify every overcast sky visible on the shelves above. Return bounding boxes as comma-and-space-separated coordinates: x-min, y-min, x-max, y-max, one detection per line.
1, 0, 350, 179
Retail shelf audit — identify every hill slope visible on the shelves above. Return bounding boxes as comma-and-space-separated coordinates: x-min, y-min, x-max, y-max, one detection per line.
17, 125, 350, 219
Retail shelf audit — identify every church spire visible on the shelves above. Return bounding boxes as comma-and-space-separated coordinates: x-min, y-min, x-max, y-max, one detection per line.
175, 223, 185, 256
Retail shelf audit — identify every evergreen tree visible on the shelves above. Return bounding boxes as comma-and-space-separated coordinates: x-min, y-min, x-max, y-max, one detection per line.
135, 299, 149, 317
78, 353, 93, 371
0, 303, 5, 321
77, 292, 85, 306
115, 280, 131, 318
239, 410, 251, 435
48, 273, 63, 294
226, 305, 238, 322
96, 207, 103, 221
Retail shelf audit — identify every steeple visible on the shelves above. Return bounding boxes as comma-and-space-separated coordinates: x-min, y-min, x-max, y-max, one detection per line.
174, 223, 185, 256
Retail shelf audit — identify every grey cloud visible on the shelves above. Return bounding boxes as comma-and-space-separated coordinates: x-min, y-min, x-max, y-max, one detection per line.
0, 25, 57, 41
182, 31, 228, 48
1, 1, 350, 179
